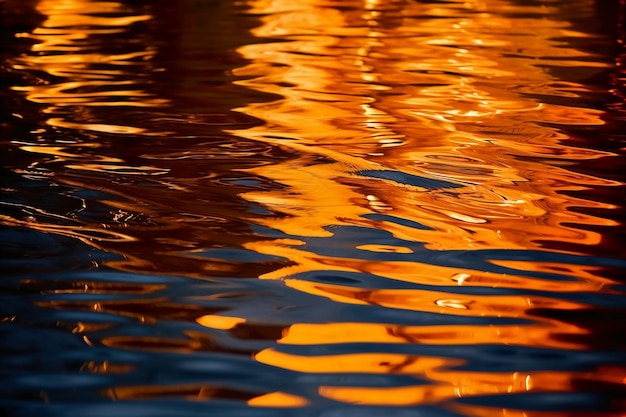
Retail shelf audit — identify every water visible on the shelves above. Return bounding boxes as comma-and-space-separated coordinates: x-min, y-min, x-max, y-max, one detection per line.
1, 0, 626, 415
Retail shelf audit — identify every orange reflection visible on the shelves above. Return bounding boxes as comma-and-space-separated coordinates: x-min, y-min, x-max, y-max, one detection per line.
255, 348, 626, 406
247, 391, 309, 407
11, 0, 167, 134
228, 0, 626, 410
254, 350, 460, 375
103, 383, 309, 406
283, 279, 588, 318
196, 314, 247, 330
277, 321, 587, 351
318, 385, 446, 406
246, 238, 621, 299
232, 0, 619, 266
5, 0, 624, 412
6, 0, 619, 291
224, 4, 625, 380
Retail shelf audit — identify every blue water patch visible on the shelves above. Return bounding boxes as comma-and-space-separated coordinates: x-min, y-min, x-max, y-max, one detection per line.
274, 342, 626, 373
297, 225, 626, 285
285, 270, 626, 308
0, 401, 465, 417
0, 227, 121, 276
302, 225, 427, 261
456, 392, 614, 412
217, 293, 530, 327
193, 247, 287, 263
363, 213, 433, 230
356, 170, 463, 189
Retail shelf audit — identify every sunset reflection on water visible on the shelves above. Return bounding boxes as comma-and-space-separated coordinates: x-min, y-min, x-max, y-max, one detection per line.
1, 0, 626, 415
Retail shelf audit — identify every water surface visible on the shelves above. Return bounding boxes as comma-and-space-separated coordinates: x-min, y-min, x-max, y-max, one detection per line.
1, 0, 626, 416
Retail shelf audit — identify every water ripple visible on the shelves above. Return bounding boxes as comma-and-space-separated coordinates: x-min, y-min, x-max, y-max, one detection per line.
2, 0, 626, 415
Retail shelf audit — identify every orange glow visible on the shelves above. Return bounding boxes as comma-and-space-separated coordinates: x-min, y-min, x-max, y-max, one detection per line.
356, 244, 414, 254
318, 385, 445, 406
247, 238, 617, 295
254, 349, 460, 375
5, 0, 624, 412
18, 144, 125, 163
196, 314, 247, 330
283, 280, 587, 318
11, 0, 167, 134
277, 322, 588, 350
45, 118, 155, 135
256, 348, 626, 405
247, 391, 309, 407
228, 1, 626, 410
6, 0, 619, 289
231, 0, 618, 264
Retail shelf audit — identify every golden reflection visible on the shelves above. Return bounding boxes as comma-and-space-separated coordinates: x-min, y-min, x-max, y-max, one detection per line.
5, 0, 624, 412
19, 145, 122, 162
255, 348, 626, 406
11, 0, 167, 133
318, 385, 445, 406
104, 383, 309, 406
281, 279, 591, 334
356, 244, 413, 254
254, 350, 460, 375
2, 0, 183, 256
247, 238, 620, 295
232, 0, 619, 262
226, 0, 626, 410
45, 118, 154, 135
228, 4, 624, 376
277, 322, 587, 350
247, 391, 309, 407
196, 314, 247, 330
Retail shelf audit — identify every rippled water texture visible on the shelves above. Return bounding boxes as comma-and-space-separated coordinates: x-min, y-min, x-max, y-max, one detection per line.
2, 0, 626, 416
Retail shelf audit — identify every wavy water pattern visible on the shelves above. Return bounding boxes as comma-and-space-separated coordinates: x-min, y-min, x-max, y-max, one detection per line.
1, 0, 626, 416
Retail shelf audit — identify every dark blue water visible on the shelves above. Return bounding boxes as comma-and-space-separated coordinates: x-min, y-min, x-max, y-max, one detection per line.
1, 0, 626, 416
